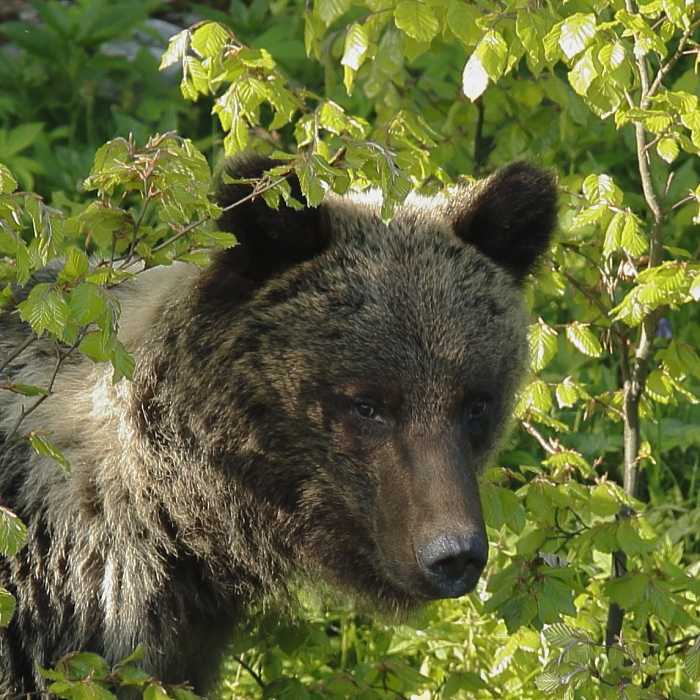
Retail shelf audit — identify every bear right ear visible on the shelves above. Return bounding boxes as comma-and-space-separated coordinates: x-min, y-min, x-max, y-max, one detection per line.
451, 162, 558, 285
214, 154, 330, 284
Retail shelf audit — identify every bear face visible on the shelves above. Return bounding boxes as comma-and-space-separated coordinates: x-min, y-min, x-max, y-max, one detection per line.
132, 156, 557, 609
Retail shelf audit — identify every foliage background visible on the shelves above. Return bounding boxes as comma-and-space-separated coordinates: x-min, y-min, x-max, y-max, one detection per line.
0, 0, 699, 699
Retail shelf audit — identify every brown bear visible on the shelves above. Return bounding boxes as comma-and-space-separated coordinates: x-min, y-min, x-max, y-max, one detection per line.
0, 155, 557, 697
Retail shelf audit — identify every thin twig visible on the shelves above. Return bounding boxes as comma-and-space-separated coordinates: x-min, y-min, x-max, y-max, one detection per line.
647, 20, 700, 98
520, 420, 558, 456
125, 190, 153, 264
0, 333, 85, 457
0, 333, 37, 376
563, 271, 610, 317
147, 172, 294, 259
232, 655, 266, 689
665, 633, 700, 650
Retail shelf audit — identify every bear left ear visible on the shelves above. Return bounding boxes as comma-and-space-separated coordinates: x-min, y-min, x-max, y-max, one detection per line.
451, 162, 558, 285
215, 154, 330, 284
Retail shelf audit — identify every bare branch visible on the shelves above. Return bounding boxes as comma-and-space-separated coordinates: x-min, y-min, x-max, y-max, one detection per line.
520, 420, 559, 456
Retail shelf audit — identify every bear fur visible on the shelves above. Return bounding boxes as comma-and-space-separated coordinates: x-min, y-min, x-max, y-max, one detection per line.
0, 155, 557, 697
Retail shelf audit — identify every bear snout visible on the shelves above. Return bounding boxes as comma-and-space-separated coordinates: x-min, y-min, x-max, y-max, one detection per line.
416, 532, 488, 599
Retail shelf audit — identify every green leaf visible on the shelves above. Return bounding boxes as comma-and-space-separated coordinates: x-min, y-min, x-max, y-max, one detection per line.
160, 28, 190, 70
686, 639, 700, 681
3, 383, 50, 397
116, 645, 147, 667
59, 653, 110, 681
144, 684, 171, 700
238, 48, 276, 69
499, 592, 538, 633
590, 482, 622, 517
57, 249, 90, 284
0, 506, 27, 556
516, 10, 547, 70
599, 42, 626, 70
394, 1, 439, 43
172, 690, 202, 700
297, 160, 325, 207
223, 118, 249, 156
190, 21, 229, 59
475, 30, 507, 81
318, 101, 347, 135
558, 14, 597, 59
2, 122, 43, 158
646, 369, 674, 404
606, 572, 649, 607
555, 376, 590, 408
79, 329, 116, 363
520, 378, 553, 414
583, 173, 623, 205
110, 340, 135, 384
0, 587, 16, 627
67, 681, 119, 700
462, 53, 488, 102
27, 434, 71, 472
544, 450, 593, 478
536, 672, 563, 693
566, 323, 602, 357
314, 0, 351, 27
528, 320, 558, 372
677, 343, 700, 380
569, 49, 598, 96
18, 283, 70, 337
69, 283, 111, 327
25, 195, 58, 263
616, 519, 650, 556
181, 57, 208, 100
341, 24, 369, 94
0, 163, 18, 193
657, 136, 680, 163
341, 23, 369, 71
620, 212, 647, 256
647, 581, 677, 623
446, 2, 481, 47
115, 666, 151, 687
543, 623, 592, 647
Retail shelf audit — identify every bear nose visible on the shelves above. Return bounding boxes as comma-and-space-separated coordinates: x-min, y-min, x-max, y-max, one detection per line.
417, 533, 488, 599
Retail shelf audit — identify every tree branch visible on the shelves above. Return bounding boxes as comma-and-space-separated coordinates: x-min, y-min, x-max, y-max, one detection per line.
606, 0, 670, 649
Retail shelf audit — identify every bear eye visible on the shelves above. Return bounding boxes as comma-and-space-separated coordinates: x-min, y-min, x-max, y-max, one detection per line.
464, 397, 490, 442
469, 398, 489, 418
353, 400, 382, 422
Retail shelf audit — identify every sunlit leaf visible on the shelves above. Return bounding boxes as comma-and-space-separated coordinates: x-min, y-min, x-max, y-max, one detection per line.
558, 14, 597, 59
462, 53, 488, 101
0, 506, 27, 556
394, 1, 439, 43
566, 323, 602, 357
